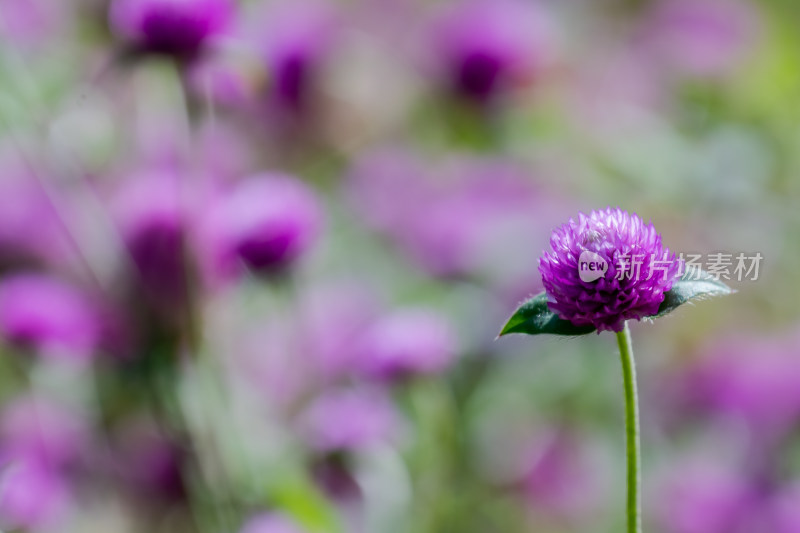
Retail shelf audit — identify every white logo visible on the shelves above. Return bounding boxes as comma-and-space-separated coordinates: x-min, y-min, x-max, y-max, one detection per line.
578, 251, 608, 282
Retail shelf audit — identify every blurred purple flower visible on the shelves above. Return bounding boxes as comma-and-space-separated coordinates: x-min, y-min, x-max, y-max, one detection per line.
347, 149, 558, 288
301, 388, 399, 453
656, 457, 759, 533
112, 173, 189, 313
310, 454, 361, 502
570, 48, 667, 133
239, 513, 308, 533
231, 313, 314, 409
109, 0, 234, 58
202, 173, 322, 280
684, 330, 800, 435
432, 0, 553, 102
193, 122, 257, 183
539, 207, 682, 332
299, 282, 379, 381
768, 483, 800, 533
257, 0, 338, 112
0, 396, 87, 471
397, 160, 551, 282
0, 274, 100, 360
0, 150, 72, 271
354, 309, 457, 381
114, 421, 185, 502
521, 429, 600, 518
187, 51, 254, 109
346, 148, 430, 236
640, 0, 758, 78
0, 0, 71, 48
0, 457, 69, 531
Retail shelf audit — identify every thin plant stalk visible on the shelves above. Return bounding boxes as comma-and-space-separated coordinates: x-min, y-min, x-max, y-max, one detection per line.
616, 321, 642, 533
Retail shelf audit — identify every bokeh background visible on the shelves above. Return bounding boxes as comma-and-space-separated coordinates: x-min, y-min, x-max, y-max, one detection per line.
0, 0, 798, 532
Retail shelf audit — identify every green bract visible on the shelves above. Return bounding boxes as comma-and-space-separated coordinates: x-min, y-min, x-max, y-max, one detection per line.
499, 269, 733, 337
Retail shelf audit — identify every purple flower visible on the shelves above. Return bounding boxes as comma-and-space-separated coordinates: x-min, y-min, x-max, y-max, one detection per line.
112, 173, 189, 312
233, 318, 310, 409
474, 422, 601, 523
354, 309, 457, 381
433, 0, 553, 102
683, 330, 800, 435
395, 159, 557, 284
768, 483, 800, 533
520, 429, 600, 519
656, 456, 759, 533
640, 0, 759, 78
538, 207, 681, 332
187, 52, 253, 109
0, 274, 100, 359
0, 457, 69, 531
114, 420, 186, 502
0, 395, 87, 470
345, 148, 430, 236
0, 0, 71, 49
299, 282, 379, 381
203, 173, 322, 279
239, 513, 307, 533
347, 149, 564, 289
109, 0, 233, 58
0, 150, 72, 271
257, 0, 338, 112
300, 388, 399, 453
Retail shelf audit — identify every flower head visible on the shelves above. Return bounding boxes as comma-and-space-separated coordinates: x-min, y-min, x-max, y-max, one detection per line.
642, 0, 758, 78
0, 150, 72, 271
354, 309, 457, 381
113, 173, 189, 313
109, 0, 233, 58
433, 0, 553, 103
114, 421, 186, 502
0, 274, 100, 359
0, 457, 69, 531
300, 388, 399, 454
0, 395, 87, 470
681, 329, 800, 435
656, 455, 758, 533
203, 173, 322, 279
258, 0, 338, 112
539, 207, 681, 332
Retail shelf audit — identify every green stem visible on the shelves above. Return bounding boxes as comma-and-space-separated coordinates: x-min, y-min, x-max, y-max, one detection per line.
616, 321, 642, 533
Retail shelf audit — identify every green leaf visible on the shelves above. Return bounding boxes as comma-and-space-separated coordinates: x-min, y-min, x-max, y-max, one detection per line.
650, 268, 734, 318
498, 292, 596, 337
272, 473, 343, 533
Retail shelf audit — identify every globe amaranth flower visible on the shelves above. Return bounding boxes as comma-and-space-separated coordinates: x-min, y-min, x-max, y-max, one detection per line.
0, 457, 69, 531
109, 0, 233, 58
114, 420, 186, 502
300, 388, 399, 454
354, 309, 457, 381
655, 455, 759, 533
642, 0, 758, 79
258, 0, 338, 112
0, 395, 87, 470
300, 282, 378, 381
539, 207, 682, 332
0, 151, 73, 271
0, 274, 101, 359
204, 173, 322, 279
112, 173, 189, 313
0, 0, 72, 49
433, 0, 553, 103
682, 329, 800, 436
